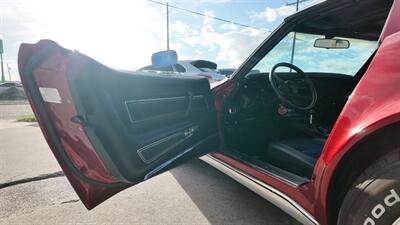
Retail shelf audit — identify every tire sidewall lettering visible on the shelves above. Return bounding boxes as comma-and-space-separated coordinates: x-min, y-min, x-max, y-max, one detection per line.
364, 188, 400, 224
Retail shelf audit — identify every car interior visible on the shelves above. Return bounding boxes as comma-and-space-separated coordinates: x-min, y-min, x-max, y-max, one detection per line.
223, 0, 394, 184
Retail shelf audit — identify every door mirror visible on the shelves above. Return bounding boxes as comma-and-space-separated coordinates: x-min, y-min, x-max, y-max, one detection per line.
151, 50, 178, 68
314, 38, 350, 49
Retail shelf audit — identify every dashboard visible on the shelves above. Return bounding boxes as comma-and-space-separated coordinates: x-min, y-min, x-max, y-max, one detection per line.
226, 72, 358, 134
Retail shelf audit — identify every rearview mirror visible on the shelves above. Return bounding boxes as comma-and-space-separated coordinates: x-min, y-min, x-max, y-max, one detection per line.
314, 38, 350, 49
151, 50, 178, 68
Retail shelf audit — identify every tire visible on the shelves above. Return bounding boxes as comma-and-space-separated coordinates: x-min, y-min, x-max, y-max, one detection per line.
337, 150, 400, 225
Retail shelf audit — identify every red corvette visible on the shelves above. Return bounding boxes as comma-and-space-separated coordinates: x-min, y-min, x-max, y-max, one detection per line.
17, 0, 400, 224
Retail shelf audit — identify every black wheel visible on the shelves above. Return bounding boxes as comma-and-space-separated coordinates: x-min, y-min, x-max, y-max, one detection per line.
338, 150, 400, 225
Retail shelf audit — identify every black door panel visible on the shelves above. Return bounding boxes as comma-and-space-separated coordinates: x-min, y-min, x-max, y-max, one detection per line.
68, 54, 218, 183
124, 94, 208, 126
19, 40, 219, 208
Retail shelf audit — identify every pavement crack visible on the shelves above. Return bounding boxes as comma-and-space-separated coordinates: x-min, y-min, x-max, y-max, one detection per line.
0, 171, 65, 189
60, 199, 80, 204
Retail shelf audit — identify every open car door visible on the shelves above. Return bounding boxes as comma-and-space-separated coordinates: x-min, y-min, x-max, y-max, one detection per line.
18, 40, 219, 209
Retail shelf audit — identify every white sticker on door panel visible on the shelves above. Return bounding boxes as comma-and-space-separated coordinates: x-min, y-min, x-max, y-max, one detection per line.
39, 87, 62, 103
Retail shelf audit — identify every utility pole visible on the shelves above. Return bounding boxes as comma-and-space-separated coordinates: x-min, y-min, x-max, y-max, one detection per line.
287, 0, 312, 69
289, 0, 299, 70
286, 0, 311, 6
166, 2, 170, 50
0, 39, 4, 83
148, 0, 269, 50
7, 63, 11, 81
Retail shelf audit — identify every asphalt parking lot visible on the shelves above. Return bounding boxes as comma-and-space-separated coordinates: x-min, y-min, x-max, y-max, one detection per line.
0, 103, 294, 225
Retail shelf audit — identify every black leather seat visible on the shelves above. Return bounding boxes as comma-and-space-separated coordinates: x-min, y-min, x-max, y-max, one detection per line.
267, 138, 325, 178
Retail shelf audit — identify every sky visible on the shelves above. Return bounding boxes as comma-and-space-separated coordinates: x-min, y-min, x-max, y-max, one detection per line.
1, 0, 322, 81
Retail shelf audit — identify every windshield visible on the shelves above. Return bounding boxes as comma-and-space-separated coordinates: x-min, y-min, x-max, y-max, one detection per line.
251, 32, 377, 76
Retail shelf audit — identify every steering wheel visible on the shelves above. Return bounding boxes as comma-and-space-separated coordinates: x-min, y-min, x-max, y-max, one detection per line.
269, 62, 317, 111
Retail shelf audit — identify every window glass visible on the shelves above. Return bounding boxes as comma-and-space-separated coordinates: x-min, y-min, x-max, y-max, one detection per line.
252, 32, 377, 76
199, 68, 219, 73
